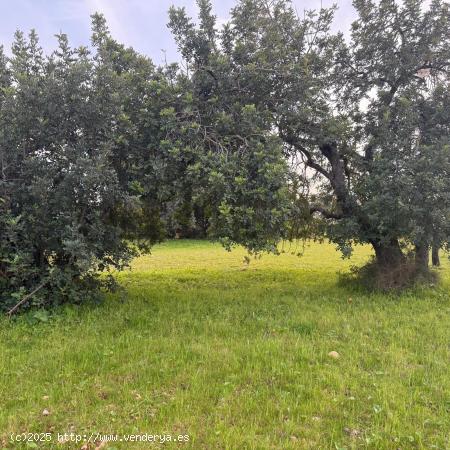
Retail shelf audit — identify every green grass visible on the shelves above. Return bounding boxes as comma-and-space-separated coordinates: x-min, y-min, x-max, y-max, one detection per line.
1, 240, 449, 449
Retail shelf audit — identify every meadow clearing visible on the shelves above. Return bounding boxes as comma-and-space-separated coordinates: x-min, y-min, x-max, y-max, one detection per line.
1, 240, 449, 449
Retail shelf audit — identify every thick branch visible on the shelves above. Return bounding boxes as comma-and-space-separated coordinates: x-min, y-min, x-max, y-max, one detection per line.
319, 142, 355, 217
301, 146, 332, 180
280, 130, 332, 180
310, 205, 343, 220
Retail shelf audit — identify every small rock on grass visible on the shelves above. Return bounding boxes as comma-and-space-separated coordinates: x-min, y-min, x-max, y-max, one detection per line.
344, 427, 361, 438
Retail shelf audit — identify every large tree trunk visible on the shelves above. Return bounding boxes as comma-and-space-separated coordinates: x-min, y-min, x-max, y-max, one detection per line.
432, 243, 440, 267
415, 244, 429, 272
371, 239, 405, 268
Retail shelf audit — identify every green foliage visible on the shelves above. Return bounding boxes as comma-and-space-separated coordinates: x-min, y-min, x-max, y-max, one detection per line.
0, 18, 184, 311
168, 0, 450, 271
0, 26, 141, 311
3, 0, 450, 309
167, 3, 294, 252
0, 11, 292, 312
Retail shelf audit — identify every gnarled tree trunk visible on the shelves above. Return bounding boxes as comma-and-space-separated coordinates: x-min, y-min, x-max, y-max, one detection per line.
371, 239, 405, 268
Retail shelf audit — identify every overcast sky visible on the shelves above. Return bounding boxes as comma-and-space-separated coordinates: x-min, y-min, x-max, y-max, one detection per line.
0, 0, 356, 63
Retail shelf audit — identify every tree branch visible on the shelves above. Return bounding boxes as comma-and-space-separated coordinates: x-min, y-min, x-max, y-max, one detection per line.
6, 281, 48, 316
280, 130, 332, 180
310, 205, 343, 220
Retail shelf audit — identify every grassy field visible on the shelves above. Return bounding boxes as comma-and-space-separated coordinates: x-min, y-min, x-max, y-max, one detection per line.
1, 240, 449, 449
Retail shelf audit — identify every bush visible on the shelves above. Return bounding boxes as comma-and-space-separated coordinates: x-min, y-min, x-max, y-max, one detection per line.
0, 27, 144, 312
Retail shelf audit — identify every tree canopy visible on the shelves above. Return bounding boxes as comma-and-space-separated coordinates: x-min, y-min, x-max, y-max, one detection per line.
169, 0, 450, 284
0, 13, 289, 312
2, 0, 450, 312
